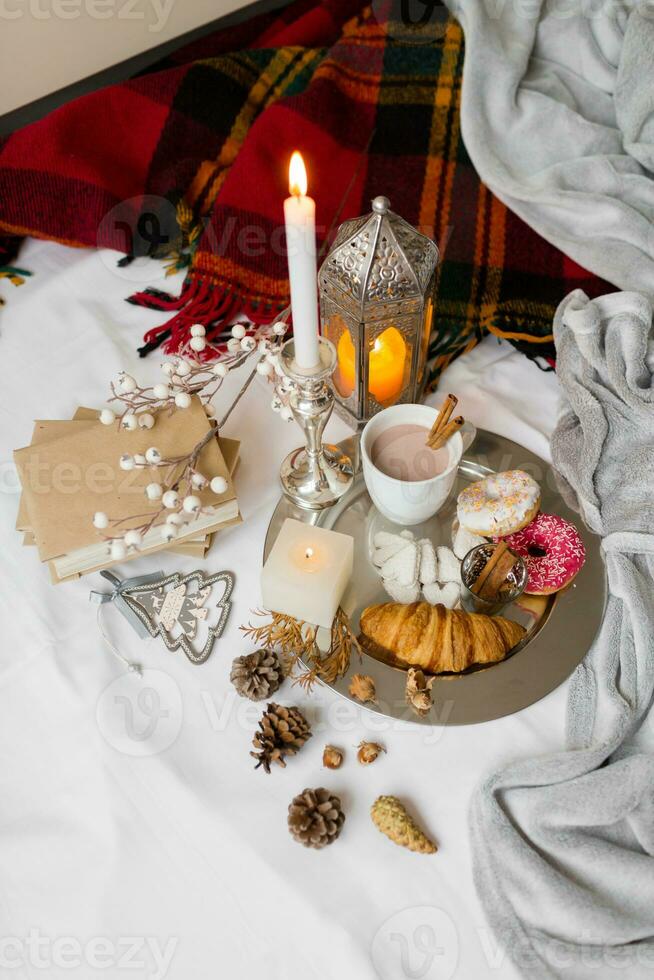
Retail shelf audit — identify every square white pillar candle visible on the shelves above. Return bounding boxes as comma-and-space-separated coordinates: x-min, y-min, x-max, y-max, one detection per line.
261, 518, 354, 629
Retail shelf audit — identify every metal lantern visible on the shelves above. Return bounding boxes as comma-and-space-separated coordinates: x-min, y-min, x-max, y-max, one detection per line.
319, 195, 439, 426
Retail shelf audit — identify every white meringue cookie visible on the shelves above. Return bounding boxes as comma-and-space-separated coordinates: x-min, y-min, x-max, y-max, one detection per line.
384, 578, 422, 604
422, 581, 460, 608
374, 530, 410, 549
373, 541, 413, 567
453, 524, 486, 560
418, 539, 438, 585
381, 542, 420, 587
436, 546, 461, 583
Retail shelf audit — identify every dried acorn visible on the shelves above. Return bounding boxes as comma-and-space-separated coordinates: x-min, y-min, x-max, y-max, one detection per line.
323, 745, 344, 769
349, 673, 377, 704
405, 668, 434, 717
357, 741, 385, 765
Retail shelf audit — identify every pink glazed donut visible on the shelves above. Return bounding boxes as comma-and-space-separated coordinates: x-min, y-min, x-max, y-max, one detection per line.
496, 513, 586, 595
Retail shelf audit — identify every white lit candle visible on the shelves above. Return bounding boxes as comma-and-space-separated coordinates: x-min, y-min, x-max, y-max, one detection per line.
261, 518, 353, 629
284, 151, 320, 371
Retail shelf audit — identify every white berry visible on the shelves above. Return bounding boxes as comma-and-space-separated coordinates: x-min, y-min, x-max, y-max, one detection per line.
161, 524, 178, 542
271, 397, 282, 413
213, 362, 228, 378
175, 392, 192, 409
121, 414, 138, 431
258, 339, 270, 353
280, 406, 294, 422
93, 511, 109, 529
190, 323, 206, 338
272, 321, 287, 336
166, 512, 184, 526
161, 362, 176, 376
231, 323, 246, 340
119, 454, 134, 471
99, 409, 115, 426
210, 476, 227, 495
145, 482, 162, 500
227, 338, 241, 353
175, 359, 191, 377
118, 373, 137, 393
162, 489, 179, 509
240, 337, 256, 352
192, 472, 207, 488
256, 359, 273, 376
124, 529, 142, 548
153, 383, 169, 399
138, 413, 155, 429
183, 495, 201, 514
190, 336, 206, 352
145, 447, 161, 464
110, 539, 127, 560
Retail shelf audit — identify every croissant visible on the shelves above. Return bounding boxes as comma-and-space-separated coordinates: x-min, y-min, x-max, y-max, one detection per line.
359, 602, 525, 674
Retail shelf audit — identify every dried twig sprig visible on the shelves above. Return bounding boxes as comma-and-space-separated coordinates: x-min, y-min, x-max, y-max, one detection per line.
240, 607, 362, 692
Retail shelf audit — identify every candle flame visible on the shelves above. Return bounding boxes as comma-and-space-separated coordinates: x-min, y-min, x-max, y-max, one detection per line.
305, 547, 314, 559
289, 151, 308, 197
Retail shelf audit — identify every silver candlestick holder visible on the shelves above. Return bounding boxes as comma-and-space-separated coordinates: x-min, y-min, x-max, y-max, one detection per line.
278, 337, 354, 510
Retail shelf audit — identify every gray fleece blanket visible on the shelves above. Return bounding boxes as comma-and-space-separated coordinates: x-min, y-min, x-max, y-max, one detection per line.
445, 0, 654, 294
470, 289, 654, 978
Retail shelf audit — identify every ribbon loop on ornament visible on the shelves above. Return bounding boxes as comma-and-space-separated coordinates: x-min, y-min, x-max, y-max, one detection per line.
89, 569, 165, 639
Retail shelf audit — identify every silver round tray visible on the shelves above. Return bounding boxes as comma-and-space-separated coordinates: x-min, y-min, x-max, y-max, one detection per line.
263, 429, 606, 725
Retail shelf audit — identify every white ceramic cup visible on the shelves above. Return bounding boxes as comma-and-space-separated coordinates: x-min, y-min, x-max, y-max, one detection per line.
361, 402, 476, 526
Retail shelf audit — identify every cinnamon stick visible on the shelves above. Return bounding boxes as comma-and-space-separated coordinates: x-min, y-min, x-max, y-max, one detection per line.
470, 541, 509, 595
428, 415, 464, 450
427, 394, 458, 445
478, 550, 519, 600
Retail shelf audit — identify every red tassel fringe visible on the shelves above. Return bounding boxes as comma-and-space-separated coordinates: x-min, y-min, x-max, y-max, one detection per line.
129, 278, 285, 357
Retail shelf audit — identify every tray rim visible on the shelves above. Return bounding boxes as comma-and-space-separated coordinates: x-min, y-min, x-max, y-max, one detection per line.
263, 428, 606, 726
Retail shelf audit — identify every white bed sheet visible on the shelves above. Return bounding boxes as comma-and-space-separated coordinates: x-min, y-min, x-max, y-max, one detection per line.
0, 238, 568, 980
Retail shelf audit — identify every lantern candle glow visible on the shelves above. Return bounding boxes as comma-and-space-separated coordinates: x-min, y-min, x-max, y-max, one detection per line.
319, 196, 440, 426
336, 327, 406, 404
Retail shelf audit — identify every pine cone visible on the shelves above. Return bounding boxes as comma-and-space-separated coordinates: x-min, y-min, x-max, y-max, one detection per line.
370, 795, 437, 854
251, 702, 311, 773
231, 649, 283, 701
288, 788, 345, 848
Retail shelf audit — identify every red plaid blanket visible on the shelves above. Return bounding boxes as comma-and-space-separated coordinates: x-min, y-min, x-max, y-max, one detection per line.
0, 0, 611, 377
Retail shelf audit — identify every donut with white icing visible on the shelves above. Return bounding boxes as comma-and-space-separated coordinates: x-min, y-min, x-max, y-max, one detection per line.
497, 513, 586, 595
457, 470, 541, 537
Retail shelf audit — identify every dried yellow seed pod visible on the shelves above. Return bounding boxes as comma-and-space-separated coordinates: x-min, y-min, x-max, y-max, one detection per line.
370, 795, 437, 854
357, 741, 385, 765
323, 745, 344, 769
349, 673, 377, 704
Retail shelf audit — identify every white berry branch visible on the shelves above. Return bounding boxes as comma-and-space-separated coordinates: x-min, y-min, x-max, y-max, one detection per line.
93, 315, 297, 557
